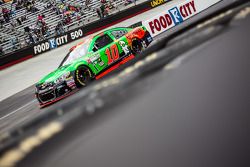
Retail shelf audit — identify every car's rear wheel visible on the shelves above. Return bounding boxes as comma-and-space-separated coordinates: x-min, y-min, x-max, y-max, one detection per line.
75, 66, 92, 88
131, 38, 143, 55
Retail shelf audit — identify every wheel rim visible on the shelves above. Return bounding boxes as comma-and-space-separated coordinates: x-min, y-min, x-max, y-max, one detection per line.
132, 40, 142, 54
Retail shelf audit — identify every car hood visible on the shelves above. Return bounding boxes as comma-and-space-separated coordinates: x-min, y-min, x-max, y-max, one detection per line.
37, 52, 92, 84
38, 65, 72, 84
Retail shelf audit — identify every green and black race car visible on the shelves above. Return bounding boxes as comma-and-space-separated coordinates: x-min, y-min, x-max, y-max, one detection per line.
35, 26, 153, 107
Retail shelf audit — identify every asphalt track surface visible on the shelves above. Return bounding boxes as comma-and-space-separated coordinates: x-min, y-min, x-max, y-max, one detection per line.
0, 0, 249, 166
17, 2, 250, 167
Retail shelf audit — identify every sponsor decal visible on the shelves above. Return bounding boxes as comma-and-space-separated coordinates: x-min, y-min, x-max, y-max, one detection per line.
99, 61, 104, 66
147, 36, 153, 43
88, 53, 104, 67
66, 77, 76, 89
150, 0, 166, 8
119, 41, 130, 55
89, 53, 101, 62
34, 35, 68, 54
143, 0, 221, 37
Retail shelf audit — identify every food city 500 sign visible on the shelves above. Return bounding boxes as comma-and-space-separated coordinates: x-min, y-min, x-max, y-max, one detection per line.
33, 28, 84, 55
143, 0, 222, 37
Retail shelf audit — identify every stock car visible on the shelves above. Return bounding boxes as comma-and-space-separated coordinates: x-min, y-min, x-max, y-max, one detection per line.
35, 26, 153, 107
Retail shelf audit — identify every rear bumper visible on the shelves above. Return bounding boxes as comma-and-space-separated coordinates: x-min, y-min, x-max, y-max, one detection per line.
143, 31, 153, 46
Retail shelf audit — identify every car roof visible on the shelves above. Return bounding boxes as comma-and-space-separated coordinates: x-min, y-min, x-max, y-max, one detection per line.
72, 27, 131, 51
94, 27, 130, 37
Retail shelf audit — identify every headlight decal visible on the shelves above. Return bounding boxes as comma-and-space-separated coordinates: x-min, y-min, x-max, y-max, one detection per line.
55, 72, 71, 84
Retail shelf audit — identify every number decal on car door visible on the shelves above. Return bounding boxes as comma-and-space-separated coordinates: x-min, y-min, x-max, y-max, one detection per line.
105, 44, 119, 65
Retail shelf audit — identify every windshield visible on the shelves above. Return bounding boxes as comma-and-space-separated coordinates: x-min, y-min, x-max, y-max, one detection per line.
60, 40, 91, 67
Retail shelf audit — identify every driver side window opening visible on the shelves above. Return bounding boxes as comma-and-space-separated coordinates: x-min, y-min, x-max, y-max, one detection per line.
93, 34, 113, 52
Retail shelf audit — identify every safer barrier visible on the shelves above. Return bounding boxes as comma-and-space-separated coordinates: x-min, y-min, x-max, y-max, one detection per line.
0, 0, 170, 70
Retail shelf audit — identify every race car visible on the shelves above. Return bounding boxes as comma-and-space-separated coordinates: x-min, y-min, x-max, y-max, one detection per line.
35, 26, 153, 107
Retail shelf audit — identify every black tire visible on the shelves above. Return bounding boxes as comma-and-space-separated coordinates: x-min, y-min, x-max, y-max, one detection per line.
74, 66, 92, 88
131, 38, 143, 55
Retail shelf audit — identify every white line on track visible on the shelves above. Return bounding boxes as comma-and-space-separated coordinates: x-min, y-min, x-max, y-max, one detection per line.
0, 99, 36, 120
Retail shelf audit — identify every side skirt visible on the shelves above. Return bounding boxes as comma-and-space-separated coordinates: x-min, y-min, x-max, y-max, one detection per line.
95, 54, 135, 80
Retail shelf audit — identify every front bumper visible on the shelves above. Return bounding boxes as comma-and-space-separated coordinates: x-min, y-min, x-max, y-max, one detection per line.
36, 79, 77, 107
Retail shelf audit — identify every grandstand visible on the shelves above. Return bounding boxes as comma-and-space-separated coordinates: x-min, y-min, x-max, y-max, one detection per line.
0, 0, 141, 55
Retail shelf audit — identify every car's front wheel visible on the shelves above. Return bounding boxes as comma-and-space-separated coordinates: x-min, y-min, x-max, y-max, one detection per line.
75, 66, 92, 88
